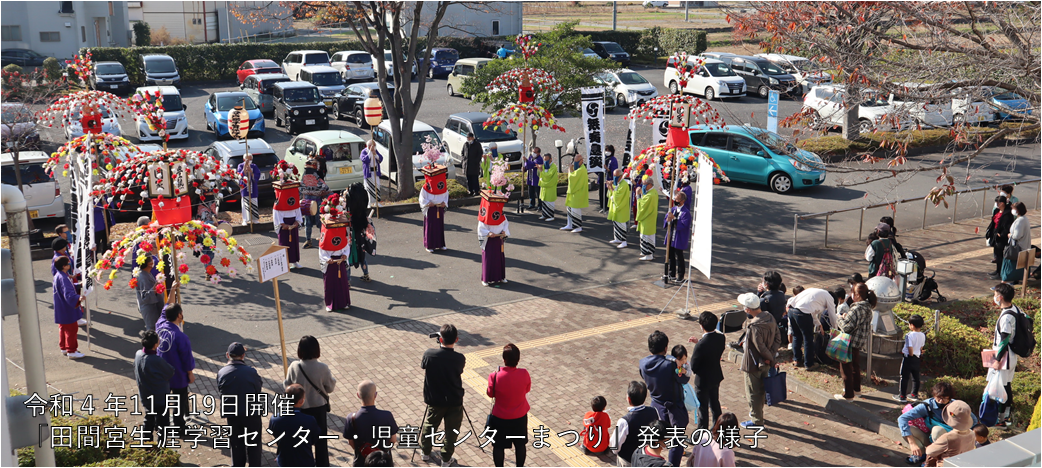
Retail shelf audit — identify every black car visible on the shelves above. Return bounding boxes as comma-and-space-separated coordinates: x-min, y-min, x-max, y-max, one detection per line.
272, 81, 329, 134
89, 61, 132, 95
1, 49, 49, 67
719, 55, 798, 99
591, 42, 630, 67
331, 82, 396, 128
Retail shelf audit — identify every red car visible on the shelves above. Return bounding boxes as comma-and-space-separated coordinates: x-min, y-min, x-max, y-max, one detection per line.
237, 60, 282, 87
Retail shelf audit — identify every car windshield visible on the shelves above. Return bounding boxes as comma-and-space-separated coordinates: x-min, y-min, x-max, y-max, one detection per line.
284, 88, 320, 102
753, 61, 786, 75
96, 64, 125, 75
229, 152, 278, 168
144, 58, 176, 73
304, 54, 329, 64
383, 52, 394, 63
1, 107, 32, 123
320, 143, 355, 161
346, 53, 371, 64
750, 129, 798, 155
861, 92, 889, 107
992, 92, 1024, 101
771, 61, 798, 73
601, 43, 625, 53
434, 50, 458, 62
217, 95, 257, 111
310, 72, 342, 86
144, 93, 183, 112
617, 72, 648, 85
260, 77, 290, 91
473, 123, 517, 142
254, 61, 279, 69
704, 62, 737, 77
582, 48, 597, 55
412, 131, 442, 154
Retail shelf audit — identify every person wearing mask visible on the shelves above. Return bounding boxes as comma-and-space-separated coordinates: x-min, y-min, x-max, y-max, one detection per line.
420, 324, 467, 467
990, 283, 1019, 426
285, 336, 337, 466
987, 196, 1015, 279
522, 147, 542, 210
300, 159, 330, 249
237, 154, 261, 226
638, 331, 688, 467
360, 139, 383, 215
135, 256, 170, 331
737, 293, 780, 428
835, 283, 875, 401
269, 384, 320, 467
786, 287, 840, 369
134, 330, 174, 441
53, 256, 84, 359
51, 237, 75, 278
688, 311, 725, 431
486, 343, 531, 467
156, 300, 195, 434
537, 153, 558, 222
462, 133, 483, 196
898, 381, 956, 465
635, 175, 659, 261
685, 413, 738, 467
561, 153, 589, 233
1001, 202, 1031, 282
347, 183, 374, 283
599, 145, 619, 213
663, 191, 691, 283
607, 168, 631, 248
344, 380, 398, 466
218, 342, 263, 467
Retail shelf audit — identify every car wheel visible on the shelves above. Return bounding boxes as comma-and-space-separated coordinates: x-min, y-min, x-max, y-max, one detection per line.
355, 108, 368, 129
275, 114, 283, 127
617, 93, 627, 107
668, 81, 679, 95
810, 111, 827, 131
428, 66, 435, 79
953, 113, 965, 127
447, 84, 455, 96
704, 87, 715, 101
332, 102, 343, 120
858, 118, 873, 134
758, 85, 770, 99
769, 172, 793, 194
287, 120, 296, 135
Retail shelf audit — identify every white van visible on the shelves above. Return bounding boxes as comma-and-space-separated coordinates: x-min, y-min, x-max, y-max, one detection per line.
133, 86, 189, 141
282, 50, 331, 81
664, 56, 746, 100
372, 120, 454, 184
1, 151, 63, 221
331, 51, 375, 82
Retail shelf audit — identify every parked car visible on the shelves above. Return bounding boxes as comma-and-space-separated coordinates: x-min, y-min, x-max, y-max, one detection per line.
299, 66, 344, 107
331, 82, 395, 127
754, 53, 832, 94
443, 112, 524, 169
985, 87, 1033, 121
700, 52, 737, 61
643, 0, 668, 7
381, 50, 417, 79
803, 84, 909, 133
591, 41, 631, 67
689, 125, 825, 194
718, 55, 798, 99
595, 69, 658, 107
133, 86, 189, 142
243, 73, 291, 115
0, 151, 63, 221
373, 119, 454, 183
140, 54, 181, 86
236, 59, 282, 87
283, 131, 366, 191
1, 103, 40, 150
950, 87, 996, 126
417, 48, 459, 79
888, 83, 953, 128
446, 58, 492, 98
1, 48, 48, 67
203, 139, 280, 197
64, 101, 121, 140
331, 51, 375, 83
664, 56, 746, 100
272, 81, 329, 134
282, 50, 331, 81
580, 48, 600, 59
89, 61, 132, 94
204, 92, 265, 139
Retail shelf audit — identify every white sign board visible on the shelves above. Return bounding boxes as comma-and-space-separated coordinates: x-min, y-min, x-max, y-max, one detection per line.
580, 87, 606, 173
257, 245, 289, 283
689, 154, 714, 280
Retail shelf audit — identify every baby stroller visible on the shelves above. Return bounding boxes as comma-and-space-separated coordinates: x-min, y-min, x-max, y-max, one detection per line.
905, 250, 946, 303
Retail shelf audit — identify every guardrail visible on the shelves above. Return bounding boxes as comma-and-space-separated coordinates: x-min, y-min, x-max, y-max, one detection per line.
792, 178, 1042, 254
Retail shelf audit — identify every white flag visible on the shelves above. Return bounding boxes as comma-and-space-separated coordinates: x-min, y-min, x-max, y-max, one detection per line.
690, 154, 714, 280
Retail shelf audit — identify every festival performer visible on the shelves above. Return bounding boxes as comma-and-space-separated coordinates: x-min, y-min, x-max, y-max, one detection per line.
318, 193, 350, 311
523, 147, 542, 210
478, 195, 510, 287
237, 154, 260, 226
537, 153, 558, 222
419, 165, 450, 253
607, 168, 631, 249
664, 190, 692, 282
636, 175, 659, 261
360, 140, 383, 215
347, 183, 373, 282
561, 153, 588, 233
273, 201, 302, 270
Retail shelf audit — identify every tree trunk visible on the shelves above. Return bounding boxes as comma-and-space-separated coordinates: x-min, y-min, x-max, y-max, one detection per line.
841, 89, 861, 141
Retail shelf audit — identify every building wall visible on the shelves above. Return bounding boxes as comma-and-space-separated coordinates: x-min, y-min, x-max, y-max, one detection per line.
1, 1, 130, 60
128, 1, 289, 44
414, 2, 523, 38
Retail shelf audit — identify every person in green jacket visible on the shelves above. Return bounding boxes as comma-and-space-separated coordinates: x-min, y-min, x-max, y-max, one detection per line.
636, 175, 659, 261
561, 153, 589, 233
537, 154, 558, 221
607, 168, 631, 249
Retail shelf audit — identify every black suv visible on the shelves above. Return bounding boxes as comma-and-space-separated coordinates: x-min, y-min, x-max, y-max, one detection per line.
719, 55, 798, 99
331, 82, 396, 128
591, 41, 630, 67
90, 61, 131, 94
273, 81, 329, 134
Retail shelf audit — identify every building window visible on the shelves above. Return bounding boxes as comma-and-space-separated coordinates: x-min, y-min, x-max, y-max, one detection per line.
1, 26, 22, 42
491, 20, 500, 36
81, 26, 87, 43
59, 1, 74, 14
40, 31, 61, 42
109, 2, 113, 15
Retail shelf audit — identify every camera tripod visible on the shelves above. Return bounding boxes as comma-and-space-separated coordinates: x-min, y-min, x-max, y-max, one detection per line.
410, 403, 487, 463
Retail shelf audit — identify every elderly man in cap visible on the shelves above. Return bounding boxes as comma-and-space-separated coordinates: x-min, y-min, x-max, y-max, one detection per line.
737, 292, 781, 428
218, 342, 263, 466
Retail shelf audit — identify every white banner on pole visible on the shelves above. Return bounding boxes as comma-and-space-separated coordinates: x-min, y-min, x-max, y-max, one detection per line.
652, 117, 669, 145
580, 87, 606, 173
690, 154, 713, 280
622, 119, 635, 167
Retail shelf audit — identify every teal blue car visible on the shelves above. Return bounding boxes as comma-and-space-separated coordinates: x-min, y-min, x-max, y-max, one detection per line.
689, 125, 826, 193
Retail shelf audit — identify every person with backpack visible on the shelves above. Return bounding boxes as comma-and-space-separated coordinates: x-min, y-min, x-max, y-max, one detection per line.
987, 196, 1015, 280
991, 283, 1035, 426
866, 222, 898, 278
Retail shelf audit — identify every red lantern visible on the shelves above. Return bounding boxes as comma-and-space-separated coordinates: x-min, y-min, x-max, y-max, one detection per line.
478, 190, 508, 226
422, 165, 448, 195
319, 222, 349, 251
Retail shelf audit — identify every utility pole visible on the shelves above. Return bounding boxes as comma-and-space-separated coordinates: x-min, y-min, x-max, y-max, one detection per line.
612, 1, 617, 30
685, 2, 689, 22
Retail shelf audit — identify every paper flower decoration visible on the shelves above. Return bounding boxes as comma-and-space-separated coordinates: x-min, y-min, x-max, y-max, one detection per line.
514, 34, 543, 61
38, 89, 139, 132
482, 103, 566, 134
128, 91, 168, 141
65, 50, 94, 82
320, 192, 349, 223
485, 157, 514, 197
91, 148, 244, 211
485, 68, 563, 95
667, 52, 705, 90
270, 160, 300, 184
627, 144, 729, 186
418, 134, 445, 169
625, 94, 725, 131
44, 133, 141, 177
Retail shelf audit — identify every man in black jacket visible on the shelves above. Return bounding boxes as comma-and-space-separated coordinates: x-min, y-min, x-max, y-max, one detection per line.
420, 324, 466, 467
612, 381, 659, 467
688, 311, 725, 431
461, 133, 483, 196
217, 342, 263, 467
988, 196, 1015, 279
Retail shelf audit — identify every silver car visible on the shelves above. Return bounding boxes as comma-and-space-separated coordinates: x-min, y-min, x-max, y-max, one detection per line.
243, 73, 291, 115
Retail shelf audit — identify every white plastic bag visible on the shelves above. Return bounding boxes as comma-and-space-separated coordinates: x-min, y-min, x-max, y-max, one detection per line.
984, 369, 1008, 403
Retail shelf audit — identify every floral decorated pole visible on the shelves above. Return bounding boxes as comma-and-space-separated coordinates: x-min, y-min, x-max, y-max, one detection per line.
129, 91, 168, 149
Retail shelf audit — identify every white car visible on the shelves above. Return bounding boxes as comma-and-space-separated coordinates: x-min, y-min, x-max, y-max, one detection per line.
64, 102, 121, 140
381, 50, 417, 79
664, 56, 746, 100
889, 83, 953, 128
372, 119, 454, 184
804, 84, 910, 133
442, 112, 524, 170
0, 151, 63, 221
331, 50, 375, 83
643, 0, 668, 7
133, 86, 189, 142
951, 87, 996, 125
754, 53, 832, 93
282, 50, 331, 81
595, 69, 659, 107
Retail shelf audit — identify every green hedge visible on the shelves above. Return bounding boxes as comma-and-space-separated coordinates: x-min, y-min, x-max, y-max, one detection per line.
894, 303, 992, 379
17, 414, 180, 467
799, 123, 1041, 161
586, 28, 707, 63
930, 372, 1040, 431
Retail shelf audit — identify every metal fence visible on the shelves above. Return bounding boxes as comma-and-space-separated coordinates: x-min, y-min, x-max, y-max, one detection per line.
791, 178, 1042, 254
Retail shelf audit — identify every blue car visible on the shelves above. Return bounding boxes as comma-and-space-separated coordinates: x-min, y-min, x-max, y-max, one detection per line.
987, 88, 1033, 121
417, 48, 459, 79
689, 125, 826, 194
204, 91, 265, 139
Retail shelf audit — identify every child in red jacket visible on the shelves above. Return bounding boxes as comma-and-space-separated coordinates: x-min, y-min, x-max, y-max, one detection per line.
581, 396, 611, 454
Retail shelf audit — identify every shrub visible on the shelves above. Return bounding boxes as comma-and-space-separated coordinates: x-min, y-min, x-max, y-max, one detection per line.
132, 22, 151, 47
3, 63, 23, 76
894, 303, 991, 378
929, 372, 1040, 430
42, 57, 63, 81
17, 414, 180, 467
656, 29, 708, 56
150, 26, 172, 46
